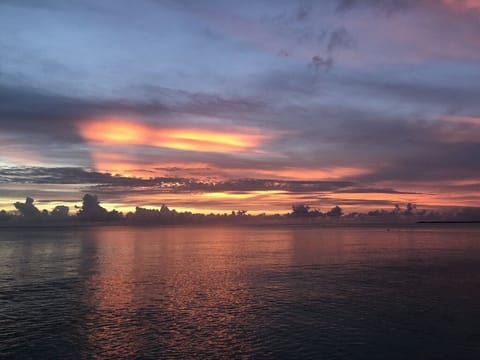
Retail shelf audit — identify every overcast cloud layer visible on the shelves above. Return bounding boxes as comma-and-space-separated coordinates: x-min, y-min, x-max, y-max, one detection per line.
1, 0, 479, 213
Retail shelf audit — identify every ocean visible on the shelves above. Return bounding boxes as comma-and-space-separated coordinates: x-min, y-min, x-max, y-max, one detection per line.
1, 225, 479, 359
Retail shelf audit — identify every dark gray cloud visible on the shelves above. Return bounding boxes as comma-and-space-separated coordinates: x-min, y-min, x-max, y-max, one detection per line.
336, 76, 480, 112
322, 198, 399, 207
0, 83, 264, 133
0, 84, 169, 127
0, 0, 62, 10
357, 143, 480, 183
336, 188, 417, 194
309, 56, 333, 73
296, 4, 312, 21
0, 166, 355, 194
336, 0, 417, 14
0, 167, 184, 186
327, 27, 355, 52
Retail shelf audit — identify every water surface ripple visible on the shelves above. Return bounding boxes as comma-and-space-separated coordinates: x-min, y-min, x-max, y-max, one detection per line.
1, 226, 480, 359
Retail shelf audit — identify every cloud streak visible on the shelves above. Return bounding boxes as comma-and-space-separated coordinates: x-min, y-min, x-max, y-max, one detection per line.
79, 119, 273, 154
2, 166, 478, 214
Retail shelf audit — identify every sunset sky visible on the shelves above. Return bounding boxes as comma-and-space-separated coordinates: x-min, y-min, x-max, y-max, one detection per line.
1, 0, 479, 214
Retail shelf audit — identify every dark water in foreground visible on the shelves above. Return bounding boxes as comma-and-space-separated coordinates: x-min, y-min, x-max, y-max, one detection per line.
1, 226, 480, 359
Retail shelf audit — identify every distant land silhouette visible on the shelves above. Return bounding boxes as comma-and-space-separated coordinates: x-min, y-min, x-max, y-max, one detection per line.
0, 194, 479, 227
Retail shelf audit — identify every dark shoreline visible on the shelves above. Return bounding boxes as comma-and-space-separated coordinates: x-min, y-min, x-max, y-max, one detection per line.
417, 220, 480, 224
1, 221, 479, 230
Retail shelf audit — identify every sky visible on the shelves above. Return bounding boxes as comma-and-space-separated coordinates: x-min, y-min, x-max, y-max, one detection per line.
0, 0, 479, 214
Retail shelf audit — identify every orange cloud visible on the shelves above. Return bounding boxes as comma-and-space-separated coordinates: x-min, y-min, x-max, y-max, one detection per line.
108, 184, 480, 215
79, 118, 270, 154
117, 190, 297, 214
91, 152, 212, 178
255, 167, 370, 180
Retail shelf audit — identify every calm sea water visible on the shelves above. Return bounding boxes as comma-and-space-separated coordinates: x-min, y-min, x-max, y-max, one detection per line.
1, 225, 480, 359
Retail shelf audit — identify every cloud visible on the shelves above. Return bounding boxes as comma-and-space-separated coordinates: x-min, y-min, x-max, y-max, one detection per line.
0, 0, 96, 11
296, 4, 312, 21
1, 166, 478, 212
0, 85, 167, 168
0, 82, 270, 167
336, 187, 417, 194
0, 83, 266, 136
0, 0, 60, 10
337, 76, 480, 112
0, 166, 354, 193
309, 56, 333, 72
1, 0, 479, 213
79, 118, 272, 154
336, 0, 417, 14
14, 196, 42, 218
442, 0, 480, 10
327, 27, 355, 52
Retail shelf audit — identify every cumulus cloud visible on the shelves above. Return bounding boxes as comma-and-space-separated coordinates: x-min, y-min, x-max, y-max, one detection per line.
14, 197, 42, 218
